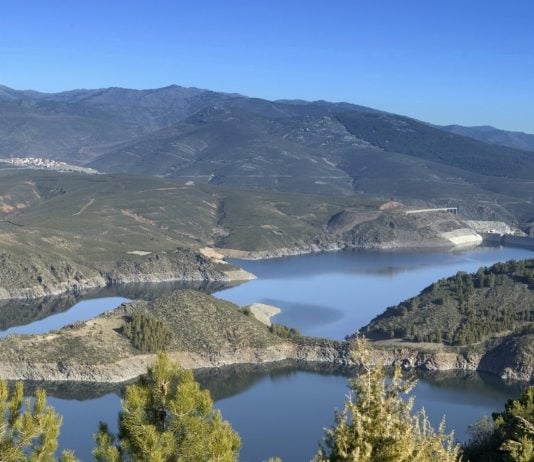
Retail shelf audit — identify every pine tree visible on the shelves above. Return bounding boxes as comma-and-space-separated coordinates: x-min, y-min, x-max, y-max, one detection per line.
464, 386, 534, 461
93, 353, 240, 461
0, 380, 77, 462
314, 337, 460, 462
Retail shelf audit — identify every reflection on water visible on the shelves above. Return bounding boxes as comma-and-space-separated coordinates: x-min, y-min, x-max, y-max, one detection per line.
0, 280, 237, 336
0, 297, 128, 338
205, 363, 524, 462
218, 246, 533, 339
29, 363, 524, 462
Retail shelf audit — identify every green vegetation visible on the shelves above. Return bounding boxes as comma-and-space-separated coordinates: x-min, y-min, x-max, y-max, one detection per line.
0, 381, 76, 462
363, 259, 534, 346
315, 338, 461, 462
463, 386, 534, 462
269, 323, 301, 340
93, 353, 240, 461
0, 168, 495, 300
121, 312, 172, 353
133, 290, 285, 353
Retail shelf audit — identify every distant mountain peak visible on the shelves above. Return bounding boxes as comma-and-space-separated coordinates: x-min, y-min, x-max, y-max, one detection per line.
440, 124, 534, 152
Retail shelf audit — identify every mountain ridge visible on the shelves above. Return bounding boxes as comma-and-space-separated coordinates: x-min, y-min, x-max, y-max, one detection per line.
440, 124, 534, 152
2, 83, 534, 227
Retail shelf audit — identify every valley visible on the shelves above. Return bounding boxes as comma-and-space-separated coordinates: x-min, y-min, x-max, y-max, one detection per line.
1, 84, 533, 461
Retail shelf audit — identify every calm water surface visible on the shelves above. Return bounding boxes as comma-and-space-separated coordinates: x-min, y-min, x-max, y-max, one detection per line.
0, 297, 128, 338
45, 364, 525, 461
219, 246, 533, 339
8, 246, 533, 461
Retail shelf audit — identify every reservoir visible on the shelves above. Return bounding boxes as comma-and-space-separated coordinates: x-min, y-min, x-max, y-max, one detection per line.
4, 245, 533, 461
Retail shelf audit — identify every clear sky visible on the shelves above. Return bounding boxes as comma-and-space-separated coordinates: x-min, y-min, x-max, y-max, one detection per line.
1, 0, 533, 132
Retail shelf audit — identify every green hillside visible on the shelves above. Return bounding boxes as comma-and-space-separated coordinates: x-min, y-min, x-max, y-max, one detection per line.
362, 259, 534, 345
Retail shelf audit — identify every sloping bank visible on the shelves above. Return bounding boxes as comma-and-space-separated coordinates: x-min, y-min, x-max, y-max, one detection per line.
0, 210, 494, 298
0, 291, 530, 383
215, 211, 484, 260
0, 248, 254, 300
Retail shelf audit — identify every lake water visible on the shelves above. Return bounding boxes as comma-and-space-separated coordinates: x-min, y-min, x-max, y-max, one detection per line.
40, 362, 525, 461
4, 245, 533, 461
219, 246, 533, 339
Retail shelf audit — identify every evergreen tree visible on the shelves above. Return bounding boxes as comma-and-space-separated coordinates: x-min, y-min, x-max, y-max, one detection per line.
121, 312, 172, 353
463, 386, 534, 462
314, 337, 460, 462
0, 380, 77, 462
93, 353, 240, 461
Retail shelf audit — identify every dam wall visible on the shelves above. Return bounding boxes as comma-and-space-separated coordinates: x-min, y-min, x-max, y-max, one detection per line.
481, 233, 534, 251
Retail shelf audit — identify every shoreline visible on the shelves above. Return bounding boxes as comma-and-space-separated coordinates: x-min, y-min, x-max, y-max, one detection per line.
0, 245, 531, 384
0, 266, 256, 301
3, 237, 532, 301
214, 238, 485, 261
0, 241, 467, 301
0, 340, 530, 384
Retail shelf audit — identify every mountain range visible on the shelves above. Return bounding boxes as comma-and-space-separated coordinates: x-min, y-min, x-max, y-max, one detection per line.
1, 84, 534, 226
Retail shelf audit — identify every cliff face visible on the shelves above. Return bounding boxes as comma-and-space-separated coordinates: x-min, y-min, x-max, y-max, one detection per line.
370, 342, 533, 382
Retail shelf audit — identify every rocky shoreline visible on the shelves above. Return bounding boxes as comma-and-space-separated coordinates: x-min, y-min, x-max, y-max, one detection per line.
1, 234, 531, 384
0, 251, 255, 300
0, 339, 530, 384
0, 236, 477, 300
216, 238, 478, 261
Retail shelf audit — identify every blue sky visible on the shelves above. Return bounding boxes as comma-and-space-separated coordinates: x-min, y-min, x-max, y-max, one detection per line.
1, 0, 533, 132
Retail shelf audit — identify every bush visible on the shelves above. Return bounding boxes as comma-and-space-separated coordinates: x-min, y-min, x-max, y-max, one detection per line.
269, 323, 301, 339
463, 386, 534, 461
93, 353, 240, 461
0, 381, 77, 461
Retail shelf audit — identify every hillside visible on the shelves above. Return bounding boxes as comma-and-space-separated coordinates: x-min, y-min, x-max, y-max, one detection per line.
2, 84, 534, 226
0, 288, 530, 383
362, 259, 534, 345
0, 170, 487, 298
90, 104, 534, 224
441, 124, 534, 153
359, 259, 534, 380
0, 84, 233, 163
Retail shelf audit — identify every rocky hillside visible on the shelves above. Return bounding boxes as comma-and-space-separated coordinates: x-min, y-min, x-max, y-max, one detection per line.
0, 288, 531, 383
